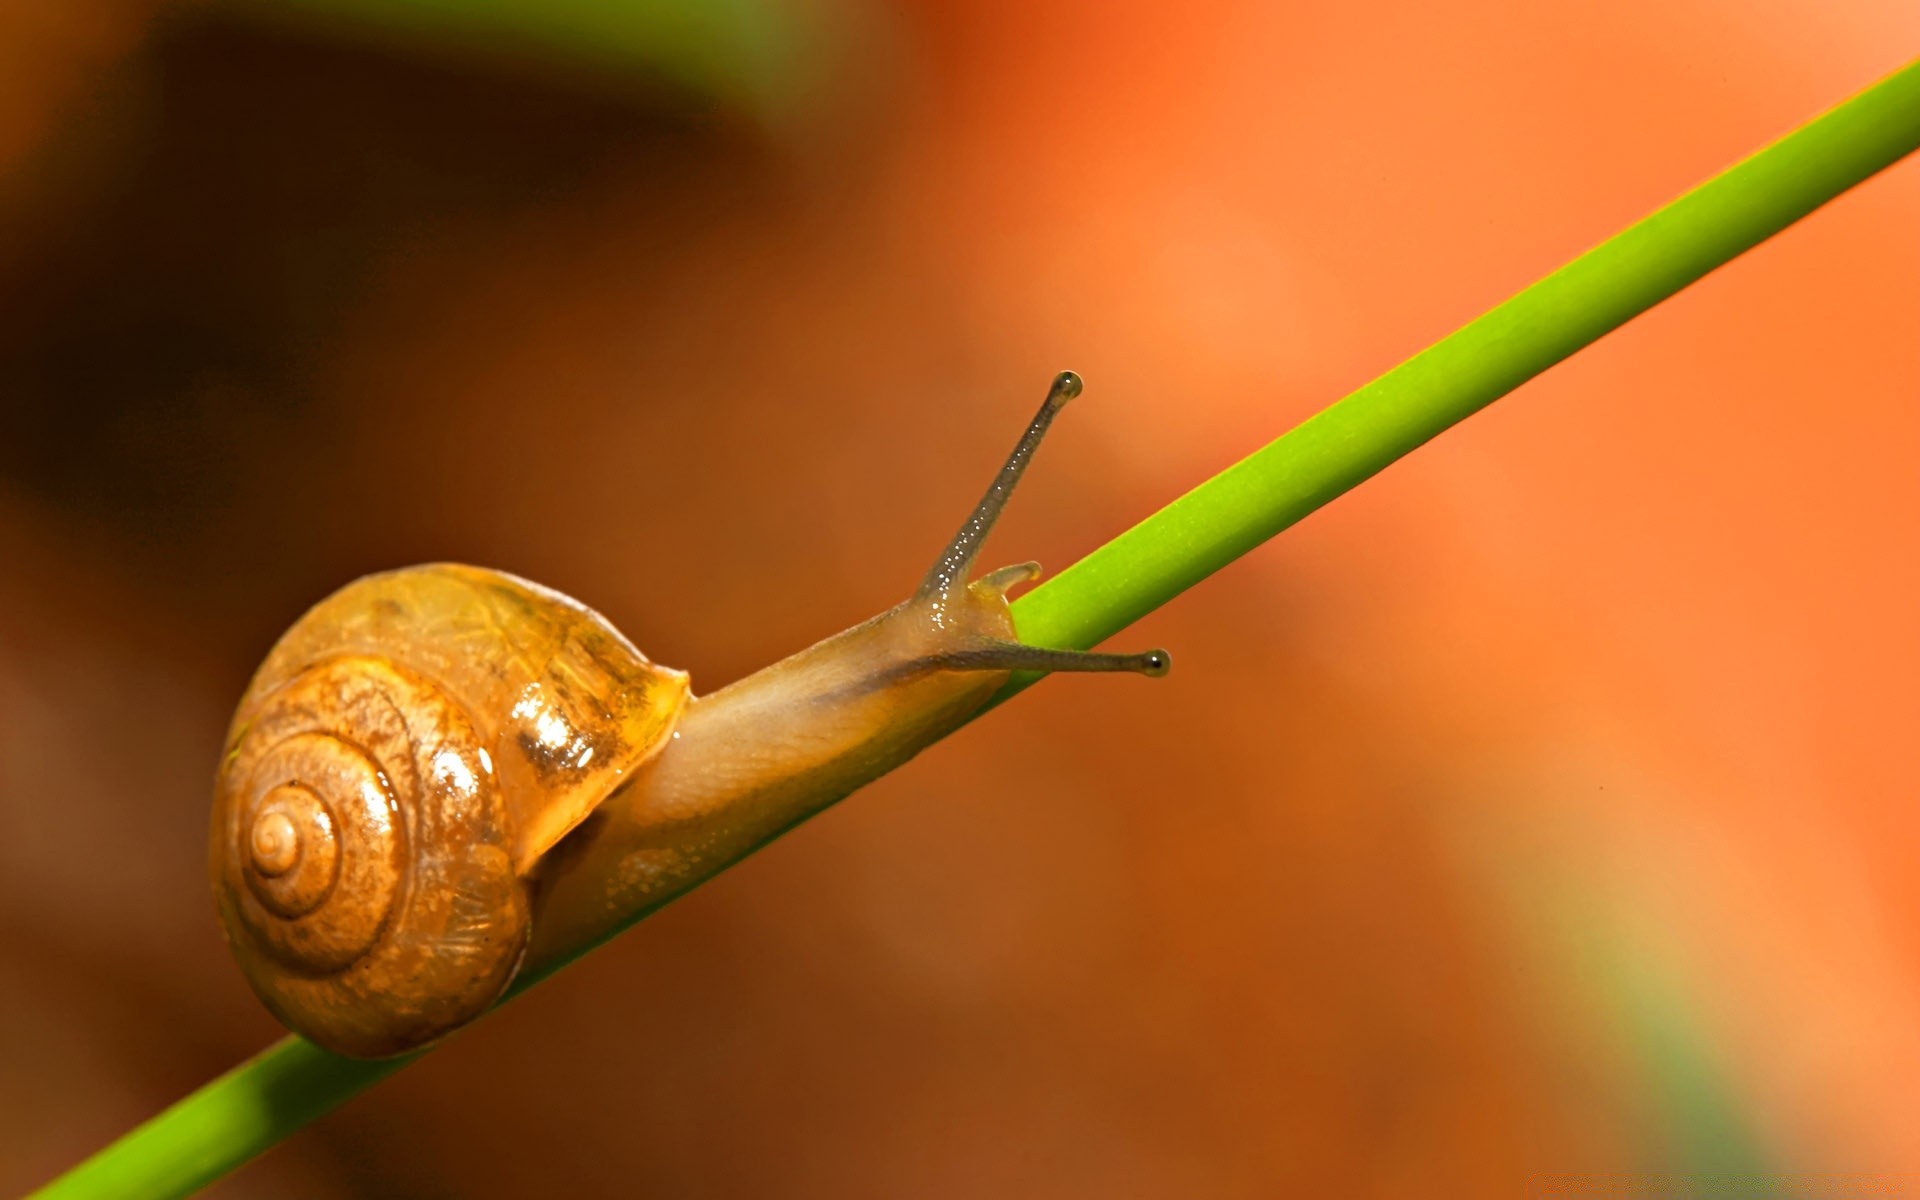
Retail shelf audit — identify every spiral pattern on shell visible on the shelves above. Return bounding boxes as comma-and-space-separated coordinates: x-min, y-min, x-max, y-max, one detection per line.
212, 655, 525, 1059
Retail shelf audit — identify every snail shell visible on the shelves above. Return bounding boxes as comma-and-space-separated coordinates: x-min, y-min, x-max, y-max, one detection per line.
210, 564, 689, 1058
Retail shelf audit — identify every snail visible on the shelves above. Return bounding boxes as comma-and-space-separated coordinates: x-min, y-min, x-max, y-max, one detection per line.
210, 371, 1168, 1059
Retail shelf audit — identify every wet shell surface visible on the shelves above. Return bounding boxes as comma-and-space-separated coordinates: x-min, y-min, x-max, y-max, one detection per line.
210, 565, 689, 1058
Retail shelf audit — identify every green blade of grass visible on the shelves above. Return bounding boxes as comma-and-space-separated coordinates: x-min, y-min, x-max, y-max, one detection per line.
33, 55, 1920, 1200
1000, 60, 1920, 668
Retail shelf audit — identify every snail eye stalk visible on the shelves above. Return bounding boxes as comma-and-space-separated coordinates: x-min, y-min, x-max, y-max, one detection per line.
913, 370, 1169, 680
917, 370, 1082, 602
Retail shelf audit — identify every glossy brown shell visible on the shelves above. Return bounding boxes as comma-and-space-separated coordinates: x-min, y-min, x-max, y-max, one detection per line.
210, 564, 689, 1058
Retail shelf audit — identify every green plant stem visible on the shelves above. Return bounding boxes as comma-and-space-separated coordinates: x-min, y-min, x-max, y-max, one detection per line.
999, 61, 1920, 671
34, 55, 1920, 1200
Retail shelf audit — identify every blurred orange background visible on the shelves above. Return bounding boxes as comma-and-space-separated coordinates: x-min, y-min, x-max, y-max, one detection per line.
2, 0, 1917, 1195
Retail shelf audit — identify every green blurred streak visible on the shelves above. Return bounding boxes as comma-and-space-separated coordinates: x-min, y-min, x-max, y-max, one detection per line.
1604, 931, 1774, 1180
32, 54, 1920, 1200
1517, 854, 1776, 1186
233, 0, 811, 116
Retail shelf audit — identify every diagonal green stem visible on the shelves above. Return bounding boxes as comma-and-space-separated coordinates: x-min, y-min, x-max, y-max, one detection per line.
999, 61, 1920, 669
33, 55, 1920, 1200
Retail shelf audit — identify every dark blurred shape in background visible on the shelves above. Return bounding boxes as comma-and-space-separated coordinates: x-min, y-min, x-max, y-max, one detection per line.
2, 1, 1917, 1196
0, 3, 793, 612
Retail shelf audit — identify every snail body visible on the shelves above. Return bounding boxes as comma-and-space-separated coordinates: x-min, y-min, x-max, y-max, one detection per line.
211, 372, 1167, 1058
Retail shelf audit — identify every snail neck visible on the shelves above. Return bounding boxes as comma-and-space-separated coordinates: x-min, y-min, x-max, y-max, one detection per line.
521, 589, 1013, 976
